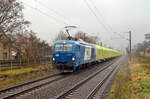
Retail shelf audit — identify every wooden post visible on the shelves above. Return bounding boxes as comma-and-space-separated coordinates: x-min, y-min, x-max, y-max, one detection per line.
11, 61, 13, 70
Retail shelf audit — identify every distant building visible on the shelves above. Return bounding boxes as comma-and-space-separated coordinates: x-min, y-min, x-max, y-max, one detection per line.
0, 28, 11, 60
145, 33, 150, 40
146, 46, 150, 56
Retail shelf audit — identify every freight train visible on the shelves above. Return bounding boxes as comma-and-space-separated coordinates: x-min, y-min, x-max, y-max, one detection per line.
52, 39, 121, 72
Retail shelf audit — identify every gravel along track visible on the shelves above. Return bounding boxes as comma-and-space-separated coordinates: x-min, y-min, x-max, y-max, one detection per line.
14, 58, 118, 99
0, 73, 65, 99
86, 57, 124, 99
92, 58, 124, 99
0, 57, 120, 99
55, 57, 123, 99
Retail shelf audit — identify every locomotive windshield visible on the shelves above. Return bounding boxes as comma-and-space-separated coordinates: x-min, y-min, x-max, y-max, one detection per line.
55, 44, 72, 52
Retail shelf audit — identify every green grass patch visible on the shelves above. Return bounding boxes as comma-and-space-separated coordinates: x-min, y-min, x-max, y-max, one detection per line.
0, 66, 21, 71
109, 56, 150, 99
0, 63, 56, 88
0, 68, 38, 78
138, 56, 150, 64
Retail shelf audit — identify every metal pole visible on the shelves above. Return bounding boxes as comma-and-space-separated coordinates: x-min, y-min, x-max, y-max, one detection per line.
129, 31, 131, 61
129, 31, 131, 54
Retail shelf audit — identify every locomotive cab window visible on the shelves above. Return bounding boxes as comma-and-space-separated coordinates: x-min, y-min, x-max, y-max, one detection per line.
55, 44, 72, 52
55, 44, 63, 52
64, 44, 72, 52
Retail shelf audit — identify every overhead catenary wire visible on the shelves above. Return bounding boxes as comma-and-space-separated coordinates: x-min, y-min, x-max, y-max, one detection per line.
23, 1, 93, 41
89, 0, 114, 32
83, 0, 129, 49
34, 0, 89, 32
83, 0, 111, 33
83, 0, 115, 48
114, 32, 129, 40
35, 0, 68, 25
24, 0, 109, 37
88, 0, 128, 40
22, 2, 68, 27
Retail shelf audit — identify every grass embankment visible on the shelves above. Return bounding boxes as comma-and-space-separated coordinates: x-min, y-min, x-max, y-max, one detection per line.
109, 56, 150, 99
0, 63, 56, 88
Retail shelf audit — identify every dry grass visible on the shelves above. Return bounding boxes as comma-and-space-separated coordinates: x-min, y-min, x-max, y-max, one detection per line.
0, 63, 56, 88
109, 56, 150, 99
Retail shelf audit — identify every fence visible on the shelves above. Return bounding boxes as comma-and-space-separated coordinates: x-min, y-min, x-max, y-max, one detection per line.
0, 57, 52, 71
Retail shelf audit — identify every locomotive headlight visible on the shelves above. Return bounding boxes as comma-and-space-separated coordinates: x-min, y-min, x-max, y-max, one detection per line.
72, 56, 75, 61
52, 57, 55, 61
62, 41, 66, 44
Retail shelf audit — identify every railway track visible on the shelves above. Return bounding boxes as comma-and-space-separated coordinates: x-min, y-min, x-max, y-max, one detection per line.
0, 73, 64, 99
86, 59, 122, 99
0, 57, 120, 99
55, 57, 123, 99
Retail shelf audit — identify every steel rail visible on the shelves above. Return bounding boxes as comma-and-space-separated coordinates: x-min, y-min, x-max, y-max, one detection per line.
3, 76, 66, 99
0, 73, 61, 93
2, 60, 115, 99
0, 73, 62, 99
86, 59, 122, 99
55, 59, 118, 99
0, 57, 119, 99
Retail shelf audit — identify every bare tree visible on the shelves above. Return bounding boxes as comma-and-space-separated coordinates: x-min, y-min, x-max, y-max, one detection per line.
0, 0, 30, 35
53, 30, 99, 44
12, 30, 51, 60
53, 30, 67, 42
75, 31, 99, 44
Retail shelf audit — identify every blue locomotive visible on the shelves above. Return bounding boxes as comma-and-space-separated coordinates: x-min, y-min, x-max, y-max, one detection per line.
52, 40, 121, 72
52, 40, 97, 72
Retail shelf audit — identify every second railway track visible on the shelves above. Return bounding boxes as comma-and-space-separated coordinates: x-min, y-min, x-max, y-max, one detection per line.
0, 57, 121, 99
0, 73, 64, 99
86, 58, 123, 99
55, 57, 123, 99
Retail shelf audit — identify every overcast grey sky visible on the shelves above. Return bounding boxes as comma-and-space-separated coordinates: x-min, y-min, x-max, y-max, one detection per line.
20, 0, 149, 50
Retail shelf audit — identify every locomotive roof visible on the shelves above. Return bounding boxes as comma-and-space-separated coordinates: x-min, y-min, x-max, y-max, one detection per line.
55, 40, 91, 46
55, 40, 79, 44
55, 40, 121, 53
54, 40, 121, 54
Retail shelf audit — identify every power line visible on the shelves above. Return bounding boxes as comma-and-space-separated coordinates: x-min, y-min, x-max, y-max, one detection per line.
24, 0, 127, 43
23, 2, 67, 27
35, 0, 89, 31
35, 0, 68, 24
89, 0, 113, 32
114, 32, 129, 40
83, 0, 129, 49
23, 1, 92, 39
88, 0, 128, 40
83, 0, 111, 33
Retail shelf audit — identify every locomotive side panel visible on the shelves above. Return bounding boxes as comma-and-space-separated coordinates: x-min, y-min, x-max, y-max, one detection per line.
78, 44, 85, 65
84, 46, 92, 61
